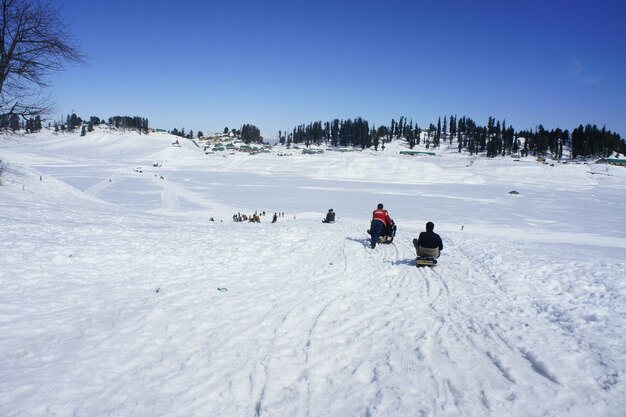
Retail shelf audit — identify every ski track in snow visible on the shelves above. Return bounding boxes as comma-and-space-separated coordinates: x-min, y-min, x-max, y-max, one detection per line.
1, 131, 625, 417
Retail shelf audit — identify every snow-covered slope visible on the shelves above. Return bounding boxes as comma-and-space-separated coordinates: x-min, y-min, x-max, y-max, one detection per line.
1, 130, 625, 417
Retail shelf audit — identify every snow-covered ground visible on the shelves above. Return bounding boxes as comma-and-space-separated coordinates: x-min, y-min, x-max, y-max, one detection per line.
1, 130, 625, 417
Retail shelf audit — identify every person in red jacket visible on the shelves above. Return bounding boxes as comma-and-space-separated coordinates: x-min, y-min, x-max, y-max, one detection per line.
369, 203, 392, 248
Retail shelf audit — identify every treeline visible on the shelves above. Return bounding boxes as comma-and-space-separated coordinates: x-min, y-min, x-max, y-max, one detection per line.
1, 113, 150, 135
570, 125, 624, 158
108, 116, 149, 133
280, 115, 626, 159
169, 124, 263, 144
454, 117, 625, 158
240, 124, 262, 144
68, 115, 149, 135
170, 127, 199, 139
0, 114, 42, 131
278, 118, 385, 150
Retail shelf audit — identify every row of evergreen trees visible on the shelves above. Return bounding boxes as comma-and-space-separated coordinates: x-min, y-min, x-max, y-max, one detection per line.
278, 118, 384, 150
169, 125, 262, 144
280, 115, 625, 159
107, 116, 149, 133
0, 114, 43, 132
4, 110, 623, 159
171, 127, 196, 139
240, 124, 262, 144
0, 113, 150, 135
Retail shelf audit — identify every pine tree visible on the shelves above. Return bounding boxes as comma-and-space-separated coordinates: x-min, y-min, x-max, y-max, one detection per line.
451, 115, 456, 137
9, 113, 20, 131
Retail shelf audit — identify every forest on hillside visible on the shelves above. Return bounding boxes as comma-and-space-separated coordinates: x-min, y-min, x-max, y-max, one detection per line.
279, 116, 626, 159
4, 111, 625, 160
1, 113, 149, 136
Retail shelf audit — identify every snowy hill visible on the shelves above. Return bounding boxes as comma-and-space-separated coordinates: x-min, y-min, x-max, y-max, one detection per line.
1, 130, 625, 416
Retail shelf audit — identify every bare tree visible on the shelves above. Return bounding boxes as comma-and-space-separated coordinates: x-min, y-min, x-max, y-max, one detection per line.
0, 0, 84, 121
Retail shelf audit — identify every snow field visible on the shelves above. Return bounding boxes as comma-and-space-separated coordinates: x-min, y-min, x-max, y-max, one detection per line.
1, 130, 625, 416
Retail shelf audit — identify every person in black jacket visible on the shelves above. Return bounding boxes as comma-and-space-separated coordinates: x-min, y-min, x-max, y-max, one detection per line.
413, 222, 443, 258
322, 209, 336, 223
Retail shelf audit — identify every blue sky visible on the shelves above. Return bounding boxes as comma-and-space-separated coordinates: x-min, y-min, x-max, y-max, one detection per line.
50, 0, 626, 138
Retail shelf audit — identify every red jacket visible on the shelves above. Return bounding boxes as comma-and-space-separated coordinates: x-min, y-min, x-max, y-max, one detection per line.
372, 209, 392, 225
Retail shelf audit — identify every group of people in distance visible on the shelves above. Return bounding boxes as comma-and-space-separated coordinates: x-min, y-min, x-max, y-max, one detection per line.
233, 211, 286, 223
233, 212, 261, 223
322, 203, 444, 259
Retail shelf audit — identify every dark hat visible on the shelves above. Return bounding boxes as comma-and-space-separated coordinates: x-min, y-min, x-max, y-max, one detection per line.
377, 203, 384, 209
329, 208, 333, 212
426, 221, 434, 231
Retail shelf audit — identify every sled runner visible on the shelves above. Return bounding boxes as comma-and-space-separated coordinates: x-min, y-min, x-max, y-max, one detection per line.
416, 256, 437, 267
382, 221, 397, 243
379, 235, 393, 244
367, 220, 397, 244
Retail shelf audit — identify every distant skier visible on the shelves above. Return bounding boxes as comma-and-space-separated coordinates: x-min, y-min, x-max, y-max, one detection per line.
413, 222, 443, 259
369, 203, 392, 249
322, 209, 335, 223
272, 213, 278, 223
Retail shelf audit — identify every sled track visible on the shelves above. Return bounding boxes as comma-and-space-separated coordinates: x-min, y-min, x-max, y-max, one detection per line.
420, 235, 618, 416
164, 223, 622, 416
252, 225, 358, 417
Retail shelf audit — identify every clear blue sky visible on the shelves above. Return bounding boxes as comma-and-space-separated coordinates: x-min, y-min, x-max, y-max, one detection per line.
50, 0, 626, 138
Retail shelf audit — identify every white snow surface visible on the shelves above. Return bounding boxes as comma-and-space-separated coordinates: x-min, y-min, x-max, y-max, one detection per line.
1, 130, 625, 417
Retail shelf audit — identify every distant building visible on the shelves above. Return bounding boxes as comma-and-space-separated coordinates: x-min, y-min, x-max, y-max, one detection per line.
399, 150, 436, 156
595, 158, 626, 166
